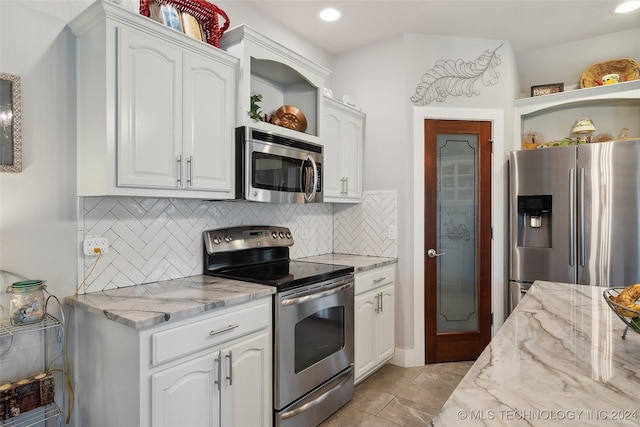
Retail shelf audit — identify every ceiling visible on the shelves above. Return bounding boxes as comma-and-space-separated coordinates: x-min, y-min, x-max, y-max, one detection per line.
244, 1, 640, 55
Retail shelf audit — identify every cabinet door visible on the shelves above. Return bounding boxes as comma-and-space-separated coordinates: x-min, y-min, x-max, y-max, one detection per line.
151, 352, 219, 427
117, 26, 182, 189
220, 330, 271, 427
322, 109, 343, 198
182, 52, 235, 195
354, 292, 376, 382
377, 284, 395, 363
323, 100, 365, 202
340, 117, 363, 200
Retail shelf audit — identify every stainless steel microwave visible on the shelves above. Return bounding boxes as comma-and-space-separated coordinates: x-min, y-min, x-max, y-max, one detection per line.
235, 126, 323, 203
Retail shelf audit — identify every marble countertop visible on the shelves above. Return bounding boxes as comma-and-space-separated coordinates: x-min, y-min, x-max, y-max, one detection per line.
433, 281, 640, 426
68, 254, 395, 329
67, 275, 275, 329
297, 253, 397, 272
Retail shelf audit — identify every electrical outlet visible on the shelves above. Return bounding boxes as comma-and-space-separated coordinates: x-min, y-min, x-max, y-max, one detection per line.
83, 237, 109, 256
388, 225, 397, 240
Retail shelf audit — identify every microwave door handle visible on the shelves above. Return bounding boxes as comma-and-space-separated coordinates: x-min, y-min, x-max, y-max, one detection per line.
303, 155, 318, 202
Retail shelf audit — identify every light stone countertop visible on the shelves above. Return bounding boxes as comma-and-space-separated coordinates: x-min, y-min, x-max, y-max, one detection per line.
67, 275, 275, 329
432, 280, 640, 426
67, 254, 395, 329
297, 253, 397, 272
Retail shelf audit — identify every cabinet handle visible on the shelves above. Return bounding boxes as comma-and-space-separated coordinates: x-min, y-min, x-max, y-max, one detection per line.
215, 351, 222, 391
379, 292, 383, 313
210, 324, 239, 336
345, 177, 349, 195
177, 156, 183, 185
373, 277, 386, 283
340, 178, 346, 195
187, 156, 193, 186
375, 293, 380, 313
226, 351, 233, 386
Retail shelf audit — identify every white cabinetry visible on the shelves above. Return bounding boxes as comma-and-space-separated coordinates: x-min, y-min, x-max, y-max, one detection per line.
515, 80, 640, 150
323, 97, 365, 203
221, 25, 330, 145
74, 298, 272, 427
69, 1, 238, 199
354, 265, 395, 384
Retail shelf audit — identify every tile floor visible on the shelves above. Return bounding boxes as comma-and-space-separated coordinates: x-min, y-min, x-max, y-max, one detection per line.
321, 361, 474, 426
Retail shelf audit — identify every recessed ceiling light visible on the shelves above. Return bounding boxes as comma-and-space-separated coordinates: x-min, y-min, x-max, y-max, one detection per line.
615, 1, 640, 14
319, 7, 341, 22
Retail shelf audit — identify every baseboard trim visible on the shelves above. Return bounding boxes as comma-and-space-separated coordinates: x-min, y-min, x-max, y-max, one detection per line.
389, 347, 416, 368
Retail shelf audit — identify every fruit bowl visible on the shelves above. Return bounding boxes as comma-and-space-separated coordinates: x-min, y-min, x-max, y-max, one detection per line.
603, 287, 640, 339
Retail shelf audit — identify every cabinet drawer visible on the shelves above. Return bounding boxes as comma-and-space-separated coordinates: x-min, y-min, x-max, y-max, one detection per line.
355, 265, 395, 295
151, 300, 270, 366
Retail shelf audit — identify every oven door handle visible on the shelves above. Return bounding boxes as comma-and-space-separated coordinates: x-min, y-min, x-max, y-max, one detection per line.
281, 280, 353, 306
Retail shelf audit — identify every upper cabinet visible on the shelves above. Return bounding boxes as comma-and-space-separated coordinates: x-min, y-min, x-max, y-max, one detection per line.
515, 80, 640, 150
69, 1, 238, 199
220, 25, 331, 145
323, 97, 365, 203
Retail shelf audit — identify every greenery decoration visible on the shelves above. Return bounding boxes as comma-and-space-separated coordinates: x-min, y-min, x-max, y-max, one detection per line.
248, 93, 264, 121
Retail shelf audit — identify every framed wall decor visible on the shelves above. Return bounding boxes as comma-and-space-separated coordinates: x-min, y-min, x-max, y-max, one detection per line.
530, 83, 564, 97
0, 72, 22, 172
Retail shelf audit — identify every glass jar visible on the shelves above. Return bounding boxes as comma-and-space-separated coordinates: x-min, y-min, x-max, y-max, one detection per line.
6, 280, 46, 325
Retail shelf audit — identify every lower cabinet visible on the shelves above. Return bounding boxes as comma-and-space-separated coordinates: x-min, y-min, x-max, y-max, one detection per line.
354, 265, 395, 384
74, 298, 272, 427
151, 330, 270, 427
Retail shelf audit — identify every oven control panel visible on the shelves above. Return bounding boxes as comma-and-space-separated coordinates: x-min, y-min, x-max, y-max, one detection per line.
204, 225, 293, 254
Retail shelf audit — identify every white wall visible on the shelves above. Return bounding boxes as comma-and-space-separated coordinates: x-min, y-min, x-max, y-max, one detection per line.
1, 0, 638, 423
331, 32, 518, 366
0, 0, 335, 296
328, 27, 640, 366
0, 0, 89, 303
0, 2, 335, 425
516, 27, 640, 96
216, 0, 334, 81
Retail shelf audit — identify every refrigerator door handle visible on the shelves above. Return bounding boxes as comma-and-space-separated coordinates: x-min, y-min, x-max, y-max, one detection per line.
569, 169, 575, 267
578, 168, 586, 267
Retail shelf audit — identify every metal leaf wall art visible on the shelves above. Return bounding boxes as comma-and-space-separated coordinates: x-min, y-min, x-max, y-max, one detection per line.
411, 44, 503, 105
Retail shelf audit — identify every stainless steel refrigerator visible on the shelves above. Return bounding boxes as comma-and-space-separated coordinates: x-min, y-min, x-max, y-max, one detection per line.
509, 139, 640, 311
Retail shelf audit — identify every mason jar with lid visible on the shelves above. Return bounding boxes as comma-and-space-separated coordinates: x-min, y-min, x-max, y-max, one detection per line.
6, 280, 46, 325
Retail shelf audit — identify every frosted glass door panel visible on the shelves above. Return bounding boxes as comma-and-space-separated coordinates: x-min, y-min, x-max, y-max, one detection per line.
436, 134, 479, 333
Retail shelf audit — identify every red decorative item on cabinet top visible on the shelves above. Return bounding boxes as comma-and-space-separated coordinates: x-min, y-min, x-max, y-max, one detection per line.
139, 0, 229, 48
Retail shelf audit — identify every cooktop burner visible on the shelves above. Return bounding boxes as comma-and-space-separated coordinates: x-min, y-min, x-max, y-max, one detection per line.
211, 260, 354, 292
203, 225, 354, 292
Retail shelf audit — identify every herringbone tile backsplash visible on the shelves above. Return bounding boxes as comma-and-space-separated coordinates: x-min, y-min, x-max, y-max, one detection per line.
334, 191, 397, 258
81, 191, 396, 292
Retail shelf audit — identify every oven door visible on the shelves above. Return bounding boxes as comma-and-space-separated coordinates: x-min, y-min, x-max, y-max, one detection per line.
245, 139, 323, 203
274, 275, 354, 411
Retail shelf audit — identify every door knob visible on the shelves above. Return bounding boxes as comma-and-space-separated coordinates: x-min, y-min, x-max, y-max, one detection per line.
427, 248, 445, 258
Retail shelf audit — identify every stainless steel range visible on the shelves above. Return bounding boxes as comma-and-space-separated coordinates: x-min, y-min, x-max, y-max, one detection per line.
203, 225, 355, 427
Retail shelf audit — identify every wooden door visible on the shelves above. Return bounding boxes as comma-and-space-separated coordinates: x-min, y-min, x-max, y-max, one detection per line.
424, 119, 492, 363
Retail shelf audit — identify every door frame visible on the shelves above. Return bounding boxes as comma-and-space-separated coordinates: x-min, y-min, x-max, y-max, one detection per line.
412, 107, 505, 366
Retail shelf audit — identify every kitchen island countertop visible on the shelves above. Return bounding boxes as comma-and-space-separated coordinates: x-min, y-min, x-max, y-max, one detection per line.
67, 275, 275, 329
432, 280, 640, 426
297, 253, 397, 272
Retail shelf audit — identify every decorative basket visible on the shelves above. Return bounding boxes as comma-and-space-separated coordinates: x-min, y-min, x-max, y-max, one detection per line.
580, 58, 640, 88
603, 287, 640, 339
139, 0, 229, 48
